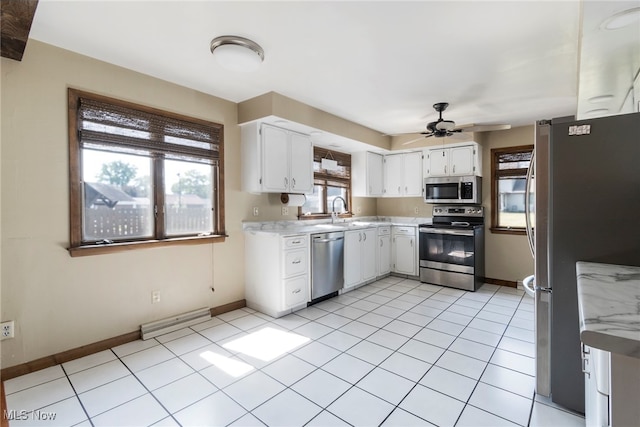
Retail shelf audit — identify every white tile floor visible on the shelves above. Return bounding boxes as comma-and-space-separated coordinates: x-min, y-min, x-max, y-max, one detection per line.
4, 277, 587, 427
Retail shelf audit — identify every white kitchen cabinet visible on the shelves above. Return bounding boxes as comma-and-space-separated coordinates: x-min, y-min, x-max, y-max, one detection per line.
352, 151, 384, 197
378, 226, 391, 277
344, 228, 377, 291
241, 122, 314, 194
383, 151, 423, 197
392, 226, 417, 276
244, 232, 309, 317
424, 142, 482, 177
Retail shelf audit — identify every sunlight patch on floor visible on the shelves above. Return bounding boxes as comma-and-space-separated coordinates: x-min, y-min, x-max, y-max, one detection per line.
222, 327, 310, 361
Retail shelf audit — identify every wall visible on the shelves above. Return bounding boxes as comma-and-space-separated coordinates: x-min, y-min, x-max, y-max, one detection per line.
479, 126, 535, 283
0, 40, 255, 368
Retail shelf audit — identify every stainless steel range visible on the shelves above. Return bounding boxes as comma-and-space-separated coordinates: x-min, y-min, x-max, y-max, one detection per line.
419, 205, 485, 291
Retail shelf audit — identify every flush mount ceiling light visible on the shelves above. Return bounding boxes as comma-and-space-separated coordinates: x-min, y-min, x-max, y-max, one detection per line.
600, 7, 640, 30
210, 35, 264, 72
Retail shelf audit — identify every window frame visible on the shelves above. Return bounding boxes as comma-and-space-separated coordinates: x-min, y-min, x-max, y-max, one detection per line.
298, 147, 352, 220
490, 144, 534, 235
68, 88, 226, 257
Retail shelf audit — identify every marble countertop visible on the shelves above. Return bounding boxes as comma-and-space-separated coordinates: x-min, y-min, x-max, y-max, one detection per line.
243, 216, 429, 236
576, 261, 640, 358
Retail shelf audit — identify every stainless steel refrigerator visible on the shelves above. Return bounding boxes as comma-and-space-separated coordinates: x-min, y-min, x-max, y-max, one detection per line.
525, 112, 640, 414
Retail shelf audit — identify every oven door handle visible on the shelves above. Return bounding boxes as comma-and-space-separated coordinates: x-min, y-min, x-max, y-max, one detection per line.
419, 228, 474, 236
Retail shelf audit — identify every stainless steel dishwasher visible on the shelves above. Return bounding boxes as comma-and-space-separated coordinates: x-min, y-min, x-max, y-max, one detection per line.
311, 231, 344, 301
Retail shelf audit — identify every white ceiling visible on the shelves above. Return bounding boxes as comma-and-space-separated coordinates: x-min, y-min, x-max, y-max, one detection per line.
28, 1, 638, 137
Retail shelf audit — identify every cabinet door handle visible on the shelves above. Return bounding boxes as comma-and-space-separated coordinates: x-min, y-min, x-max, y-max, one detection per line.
292, 288, 301, 294
380, 240, 383, 247
292, 259, 301, 264
398, 186, 401, 193
359, 233, 362, 242
453, 165, 456, 174
444, 165, 447, 174
363, 233, 367, 241
292, 178, 296, 188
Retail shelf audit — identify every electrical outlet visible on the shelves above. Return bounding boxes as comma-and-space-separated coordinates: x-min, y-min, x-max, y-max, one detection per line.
151, 291, 161, 304
253, 207, 259, 216
281, 206, 289, 216
1, 321, 15, 340
356, 206, 362, 214
414, 206, 419, 214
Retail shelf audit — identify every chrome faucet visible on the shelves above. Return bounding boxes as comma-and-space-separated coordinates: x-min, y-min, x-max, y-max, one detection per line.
331, 196, 347, 223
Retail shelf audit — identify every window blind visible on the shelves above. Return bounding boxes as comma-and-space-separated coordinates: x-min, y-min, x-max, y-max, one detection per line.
77, 97, 222, 164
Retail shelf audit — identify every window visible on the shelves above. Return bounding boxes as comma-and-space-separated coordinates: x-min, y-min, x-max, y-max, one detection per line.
68, 89, 225, 256
300, 147, 351, 218
491, 145, 534, 234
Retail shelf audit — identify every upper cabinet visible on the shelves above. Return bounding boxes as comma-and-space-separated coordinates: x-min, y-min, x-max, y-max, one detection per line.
241, 122, 314, 194
384, 151, 423, 197
424, 142, 482, 177
353, 150, 423, 198
352, 151, 384, 197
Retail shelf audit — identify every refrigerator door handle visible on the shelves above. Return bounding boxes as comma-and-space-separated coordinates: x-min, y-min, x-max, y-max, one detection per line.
525, 150, 535, 258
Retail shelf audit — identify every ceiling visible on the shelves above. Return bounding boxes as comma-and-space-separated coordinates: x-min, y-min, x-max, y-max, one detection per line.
27, 1, 639, 138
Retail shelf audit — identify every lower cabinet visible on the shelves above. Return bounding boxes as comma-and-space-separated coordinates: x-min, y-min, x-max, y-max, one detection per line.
392, 226, 418, 276
344, 228, 377, 291
583, 344, 640, 427
378, 226, 391, 276
245, 232, 309, 317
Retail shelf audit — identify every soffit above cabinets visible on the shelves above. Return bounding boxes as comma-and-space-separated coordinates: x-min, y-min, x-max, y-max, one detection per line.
243, 115, 389, 155
577, 1, 640, 119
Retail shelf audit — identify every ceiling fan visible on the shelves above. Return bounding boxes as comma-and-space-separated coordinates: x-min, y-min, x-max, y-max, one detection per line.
401, 102, 510, 145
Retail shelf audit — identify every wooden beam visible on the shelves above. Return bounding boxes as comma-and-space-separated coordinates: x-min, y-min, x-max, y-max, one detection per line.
1, 0, 39, 61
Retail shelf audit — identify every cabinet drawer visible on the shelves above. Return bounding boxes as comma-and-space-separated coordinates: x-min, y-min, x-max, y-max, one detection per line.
392, 226, 415, 236
284, 249, 307, 278
377, 226, 391, 236
285, 276, 308, 308
283, 235, 307, 249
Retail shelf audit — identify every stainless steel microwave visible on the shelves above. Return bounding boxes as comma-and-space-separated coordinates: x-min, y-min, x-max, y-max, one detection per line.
424, 176, 481, 204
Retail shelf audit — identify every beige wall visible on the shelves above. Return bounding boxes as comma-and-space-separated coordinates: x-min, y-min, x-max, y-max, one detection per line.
0, 40, 256, 368
478, 126, 535, 283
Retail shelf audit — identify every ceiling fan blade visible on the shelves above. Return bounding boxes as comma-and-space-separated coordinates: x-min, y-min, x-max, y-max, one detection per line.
401, 136, 428, 146
455, 123, 511, 132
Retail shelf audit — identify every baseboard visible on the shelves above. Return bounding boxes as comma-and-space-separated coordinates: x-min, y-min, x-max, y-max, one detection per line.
484, 277, 518, 288
210, 299, 246, 316
0, 299, 246, 382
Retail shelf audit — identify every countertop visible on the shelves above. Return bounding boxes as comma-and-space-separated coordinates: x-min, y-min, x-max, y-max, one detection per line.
576, 261, 640, 358
243, 216, 429, 236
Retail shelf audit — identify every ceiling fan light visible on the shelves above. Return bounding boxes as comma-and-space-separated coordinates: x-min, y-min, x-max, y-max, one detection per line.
210, 36, 264, 72
435, 120, 455, 131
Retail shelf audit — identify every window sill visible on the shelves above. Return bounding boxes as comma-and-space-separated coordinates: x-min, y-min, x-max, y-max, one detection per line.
68, 234, 227, 257
490, 227, 527, 236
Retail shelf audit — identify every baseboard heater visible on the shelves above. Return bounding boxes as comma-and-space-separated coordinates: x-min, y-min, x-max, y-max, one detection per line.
140, 307, 211, 340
